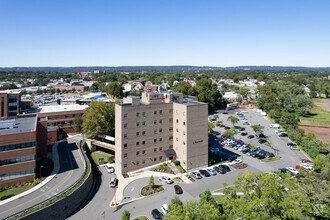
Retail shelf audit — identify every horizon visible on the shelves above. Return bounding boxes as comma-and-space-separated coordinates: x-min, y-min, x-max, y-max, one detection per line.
1, 0, 330, 67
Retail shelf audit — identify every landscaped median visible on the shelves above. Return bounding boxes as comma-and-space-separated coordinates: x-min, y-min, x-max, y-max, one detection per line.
141, 176, 164, 196
10, 142, 92, 220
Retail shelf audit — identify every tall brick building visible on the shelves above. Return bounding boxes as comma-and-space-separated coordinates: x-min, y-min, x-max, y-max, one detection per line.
115, 92, 208, 174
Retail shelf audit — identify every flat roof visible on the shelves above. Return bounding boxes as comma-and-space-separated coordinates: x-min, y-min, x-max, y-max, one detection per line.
0, 115, 36, 135
38, 104, 88, 114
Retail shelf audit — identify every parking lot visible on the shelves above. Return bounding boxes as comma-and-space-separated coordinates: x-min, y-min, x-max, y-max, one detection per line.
207, 107, 309, 174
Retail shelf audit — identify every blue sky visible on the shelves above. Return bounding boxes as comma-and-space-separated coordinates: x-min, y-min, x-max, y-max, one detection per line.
0, 0, 330, 67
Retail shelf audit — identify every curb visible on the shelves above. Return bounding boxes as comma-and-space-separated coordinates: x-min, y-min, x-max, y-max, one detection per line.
0, 142, 61, 206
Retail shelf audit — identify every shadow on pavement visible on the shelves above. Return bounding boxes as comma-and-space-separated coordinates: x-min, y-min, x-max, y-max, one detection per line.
57, 141, 80, 174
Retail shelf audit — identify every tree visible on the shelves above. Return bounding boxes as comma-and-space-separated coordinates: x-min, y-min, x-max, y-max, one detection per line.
56, 88, 61, 94
171, 81, 192, 95
227, 116, 239, 127
105, 82, 123, 98
82, 101, 116, 136
223, 128, 238, 138
149, 175, 155, 189
208, 122, 215, 132
280, 112, 299, 129
199, 190, 217, 208
213, 114, 219, 120
74, 116, 83, 132
122, 210, 130, 220
56, 99, 61, 105
250, 124, 264, 136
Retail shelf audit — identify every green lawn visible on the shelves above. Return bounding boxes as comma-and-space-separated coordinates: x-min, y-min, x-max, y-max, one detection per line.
132, 216, 149, 220
213, 195, 226, 204
173, 177, 184, 183
176, 165, 186, 173
91, 150, 114, 165
261, 157, 281, 162
312, 98, 326, 103
301, 105, 330, 126
0, 185, 34, 201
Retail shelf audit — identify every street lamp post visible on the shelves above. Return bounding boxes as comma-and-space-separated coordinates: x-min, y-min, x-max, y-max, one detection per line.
40, 165, 43, 178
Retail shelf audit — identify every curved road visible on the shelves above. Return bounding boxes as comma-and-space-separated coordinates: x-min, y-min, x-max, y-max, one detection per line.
0, 138, 85, 219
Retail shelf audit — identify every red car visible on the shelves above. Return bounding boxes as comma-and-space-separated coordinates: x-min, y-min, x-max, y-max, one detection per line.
302, 159, 312, 163
296, 165, 309, 172
216, 123, 221, 126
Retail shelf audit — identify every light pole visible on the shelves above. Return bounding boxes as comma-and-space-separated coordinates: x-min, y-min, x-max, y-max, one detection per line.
40, 165, 43, 178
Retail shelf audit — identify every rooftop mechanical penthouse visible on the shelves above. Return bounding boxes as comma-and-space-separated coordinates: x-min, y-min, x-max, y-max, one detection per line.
115, 92, 208, 174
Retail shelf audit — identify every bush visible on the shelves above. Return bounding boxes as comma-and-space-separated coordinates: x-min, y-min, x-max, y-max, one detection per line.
174, 160, 181, 166
122, 210, 130, 220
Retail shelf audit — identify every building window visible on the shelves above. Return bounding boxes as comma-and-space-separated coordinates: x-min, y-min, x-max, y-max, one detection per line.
154, 148, 157, 152
154, 157, 157, 161
124, 144, 127, 149
159, 138, 162, 142
169, 118, 173, 122
136, 112, 140, 117
159, 119, 162, 124
136, 161, 140, 165
72, 114, 76, 117
124, 153, 127, 158
159, 147, 162, 151
142, 160, 145, 164
154, 139, 157, 143
159, 110, 162, 115
169, 127, 173, 131
142, 141, 146, 145
176, 128, 178, 132
183, 141, 186, 145
124, 133, 127, 138
56, 115, 60, 119
136, 132, 140, 137
124, 123, 127, 129
154, 120, 157, 125
136, 142, 140, 146
159, 156, 163, 160
176, 138, 179, 142
169, 145, 173, 149
142, 131, 146, 136
136, 151, 140, 156
48, 116, 52, 120
136, 122, 140, 127
169, 136, 173, 140
142, 121, 146, 126
159, 128, 162, 133
124, 164, 127, 168
183, 131, 186, 135
183, 122, 186, 126
124, 113, 128, 118
142, 112, 146, 117
169, 109, 173, 113
65, 114, 69, 118
154, 110, 157, 115
154, 129, 157, 134
176, 119, 179, 123
142, 150, 146, 154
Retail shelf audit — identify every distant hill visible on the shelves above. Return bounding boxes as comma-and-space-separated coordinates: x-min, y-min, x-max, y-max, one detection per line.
0, 65, 329, 72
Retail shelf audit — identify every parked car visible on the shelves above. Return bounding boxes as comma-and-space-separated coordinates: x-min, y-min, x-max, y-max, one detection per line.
232, 159, 242, 164
296, 165, 309, 172
174, 185, 183, 194
199, 169, 211, 177
287, 142, 296, 147
160, 204, 168, 215
151, 209, 163, 220
248, 135, 255, 139
220, 164, 231, 172
105, 164, 115, 173
222, 112, 228, 114
220, 124, 225, 127
242, 148, 250, 154
241, 132, 248, 136
256, 154, 265, 159
266, 152, 275, 158
228, 156, 237, 162
302, 159, 312, 163
213, 131, 221, 135
278, 132, 288, 137
190, 172, 202, 179
206, 168, 217, 176
275, 129, 284, 134
286, 167, 299, 176
242, 118, 248, 121
243, 121, 249, 125
213, 166, 226, 174
258, 133, 266, 138
258, 139, 267, 144
290, 145, 300, 150
239, 127, 245, 131
216, 123, 221, 126
159, 176, 174, 184
300, 163, 313, 170
109, 177, 117, 188
224, 126, 230, 130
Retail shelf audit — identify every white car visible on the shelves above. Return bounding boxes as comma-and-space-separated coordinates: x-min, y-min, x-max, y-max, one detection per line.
161, 204, 168, 215
275, 129, 284, 134
159, 176, 174, 184
300, 163, 313, 170
285, 167, 298, 175
232, 159, 242, 164
105, 164, 115, 173
206, 168, 217, 176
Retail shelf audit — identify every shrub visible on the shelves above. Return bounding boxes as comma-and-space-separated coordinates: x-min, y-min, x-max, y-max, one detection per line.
122, 210, 130, 220
174, 160, 181, 166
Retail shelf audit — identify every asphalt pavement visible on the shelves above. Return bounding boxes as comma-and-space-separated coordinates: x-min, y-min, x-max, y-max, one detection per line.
0, 138, 85, 219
